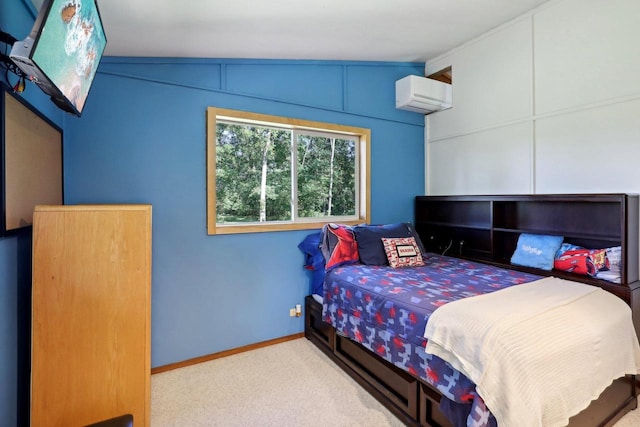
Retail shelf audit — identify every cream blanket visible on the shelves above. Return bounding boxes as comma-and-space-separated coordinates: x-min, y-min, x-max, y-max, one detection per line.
424, 277, 640, 427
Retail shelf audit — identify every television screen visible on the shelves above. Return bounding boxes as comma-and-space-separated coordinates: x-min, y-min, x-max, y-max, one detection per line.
9, 0, 107, 116
1, 83, 63, 237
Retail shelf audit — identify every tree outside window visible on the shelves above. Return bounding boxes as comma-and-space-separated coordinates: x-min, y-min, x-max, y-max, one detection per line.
207, 108, 370, 234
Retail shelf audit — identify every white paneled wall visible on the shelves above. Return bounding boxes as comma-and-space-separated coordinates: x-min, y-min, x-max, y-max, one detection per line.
428, 123, 533, 194
427, 17, 533, 142
425, 0, 640, 196
535, 99, 640, 193
534, 0, 640, 114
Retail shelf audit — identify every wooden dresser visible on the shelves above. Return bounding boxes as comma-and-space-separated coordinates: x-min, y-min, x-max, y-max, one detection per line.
31, 205, 152, 426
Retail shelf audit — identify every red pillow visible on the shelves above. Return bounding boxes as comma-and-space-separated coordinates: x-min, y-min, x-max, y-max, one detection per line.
554, 249, 609, 277
321, 223, 360, 270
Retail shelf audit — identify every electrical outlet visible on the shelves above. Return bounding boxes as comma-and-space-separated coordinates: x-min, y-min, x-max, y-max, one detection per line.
289, 308, 297, 317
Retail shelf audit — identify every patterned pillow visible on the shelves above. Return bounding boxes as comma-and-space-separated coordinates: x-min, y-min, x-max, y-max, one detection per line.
554, 249, 600, 277
596, 246, 622, 283
382, 237, 425, 268
320, 223, 360, 270
554, 243, 612, 278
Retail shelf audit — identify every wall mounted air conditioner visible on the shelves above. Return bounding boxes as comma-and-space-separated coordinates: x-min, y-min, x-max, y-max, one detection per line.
395, 75, 452, 114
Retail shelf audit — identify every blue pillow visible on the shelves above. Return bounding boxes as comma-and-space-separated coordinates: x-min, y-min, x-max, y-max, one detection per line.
354, 223, 415, 265
298, 232, 326, 295
510, 233, 564, 270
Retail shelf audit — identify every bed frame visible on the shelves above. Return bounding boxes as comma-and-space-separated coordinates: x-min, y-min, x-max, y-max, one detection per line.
305, 193, 640, 426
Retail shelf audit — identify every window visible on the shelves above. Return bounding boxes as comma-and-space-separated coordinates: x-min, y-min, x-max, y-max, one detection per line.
207, 107, 370, 234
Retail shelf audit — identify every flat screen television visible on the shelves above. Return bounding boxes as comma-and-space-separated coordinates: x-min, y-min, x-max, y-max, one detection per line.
1, 83, 63, 237
9, 0, 107, 116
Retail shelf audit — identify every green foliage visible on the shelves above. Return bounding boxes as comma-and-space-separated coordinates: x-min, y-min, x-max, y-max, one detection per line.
216, 121, 356, 224
297, 135, 356, 217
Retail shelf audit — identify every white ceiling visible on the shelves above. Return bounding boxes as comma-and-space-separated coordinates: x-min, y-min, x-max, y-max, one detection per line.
31, 0, 551, 62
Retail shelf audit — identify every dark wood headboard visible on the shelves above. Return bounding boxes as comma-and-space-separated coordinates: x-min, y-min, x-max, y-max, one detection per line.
414, 194, 640, 337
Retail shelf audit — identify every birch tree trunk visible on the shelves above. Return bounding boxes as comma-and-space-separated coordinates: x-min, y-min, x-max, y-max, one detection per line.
259, 130, 272, 222
327, 137, 335, 216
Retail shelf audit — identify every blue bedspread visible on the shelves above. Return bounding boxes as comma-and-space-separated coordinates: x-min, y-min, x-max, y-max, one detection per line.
322, 253, 542, 426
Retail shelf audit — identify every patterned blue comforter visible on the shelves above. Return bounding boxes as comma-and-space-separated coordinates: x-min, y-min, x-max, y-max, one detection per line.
322, 253, 542, 426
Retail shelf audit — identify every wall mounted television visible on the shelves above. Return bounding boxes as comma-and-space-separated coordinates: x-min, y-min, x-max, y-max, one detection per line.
1, 83, 63, 237
9, 0, 107, 116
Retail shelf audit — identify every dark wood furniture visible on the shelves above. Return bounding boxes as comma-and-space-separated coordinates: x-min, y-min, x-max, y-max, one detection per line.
415, 194, 640, 338
85, 414, 134, 427
305, 193, 639, 426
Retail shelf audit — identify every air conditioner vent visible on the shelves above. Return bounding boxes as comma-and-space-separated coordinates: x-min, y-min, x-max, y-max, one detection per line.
395, 75, 452, 114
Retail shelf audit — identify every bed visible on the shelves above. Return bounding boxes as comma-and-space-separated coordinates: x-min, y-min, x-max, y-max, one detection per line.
303, 193, 640, 427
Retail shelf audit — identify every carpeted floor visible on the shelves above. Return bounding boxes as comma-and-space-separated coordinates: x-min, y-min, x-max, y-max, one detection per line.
151, 338, 640, 426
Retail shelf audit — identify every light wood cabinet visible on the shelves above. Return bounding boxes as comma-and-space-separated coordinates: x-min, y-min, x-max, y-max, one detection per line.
31, 205, 152, 426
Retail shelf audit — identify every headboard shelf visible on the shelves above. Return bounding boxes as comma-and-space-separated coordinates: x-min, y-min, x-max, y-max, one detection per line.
414, 199, 491, 228
415, 194, 640, 336
493, 228, 621, 242
427, 221, 492, 230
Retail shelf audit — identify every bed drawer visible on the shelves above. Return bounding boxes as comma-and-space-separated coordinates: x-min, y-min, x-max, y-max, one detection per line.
304, 295, 334, 353
419, 383, 453, 427
335, 333, 419, 420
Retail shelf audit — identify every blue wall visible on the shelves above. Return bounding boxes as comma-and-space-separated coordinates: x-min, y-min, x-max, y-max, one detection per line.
64, 58, 426, 368
1, 0, 426, 424
1, 1, 64, 425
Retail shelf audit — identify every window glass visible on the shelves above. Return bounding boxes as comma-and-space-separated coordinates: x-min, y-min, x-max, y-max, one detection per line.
207, 107, 370, 234
296, 132, 357, 219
